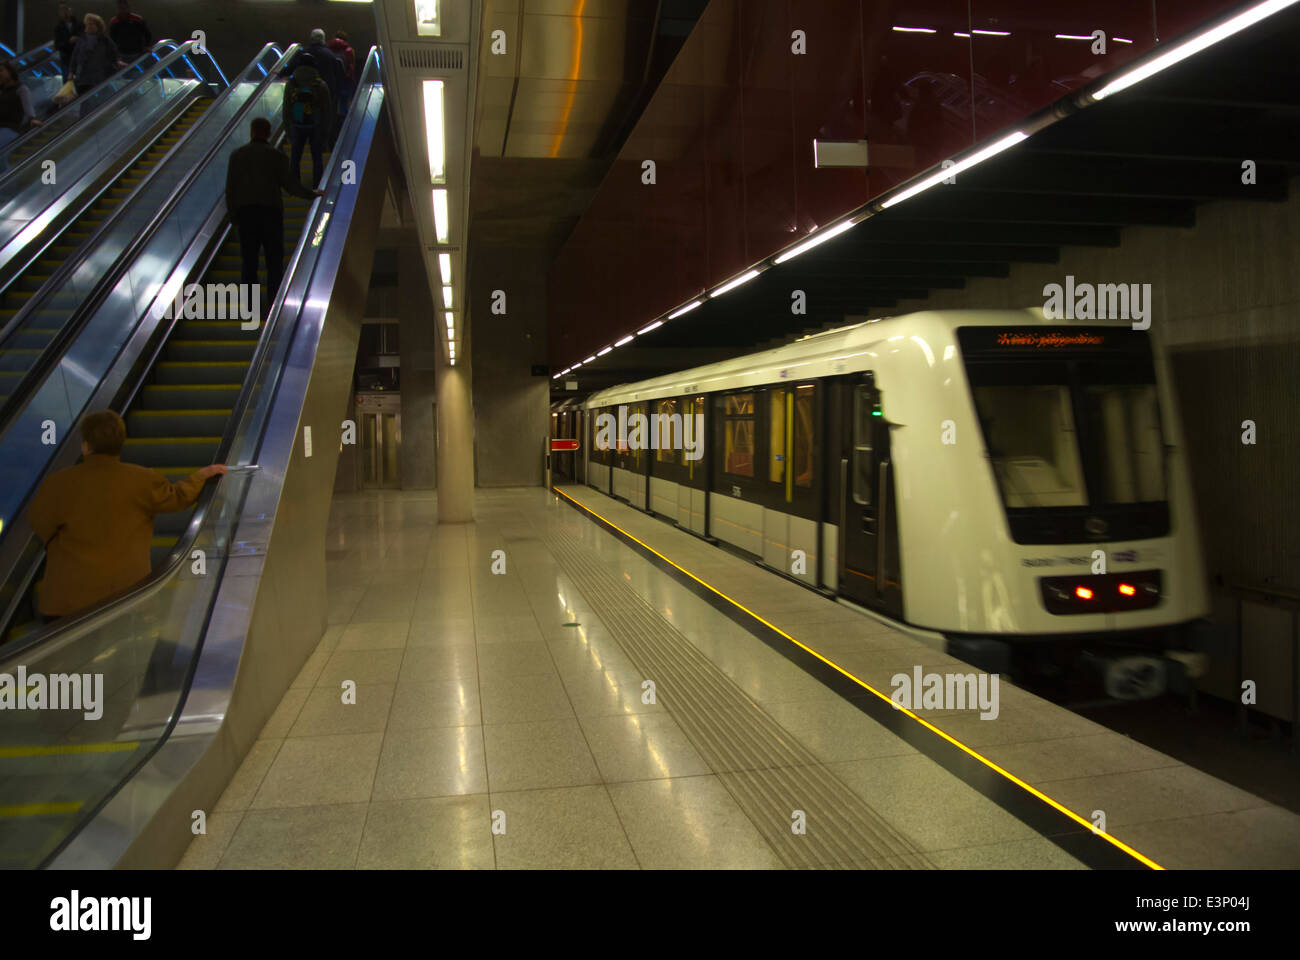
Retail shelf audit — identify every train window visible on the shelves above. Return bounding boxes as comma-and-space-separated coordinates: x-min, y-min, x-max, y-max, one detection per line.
723, 393, 754, 477
794, 385, 815, 488
973, 385, 1087, 507
656, 399, 681, 463
768, 390, 786, 484
1083, 384, 1166, 503
852, 385, 874, 505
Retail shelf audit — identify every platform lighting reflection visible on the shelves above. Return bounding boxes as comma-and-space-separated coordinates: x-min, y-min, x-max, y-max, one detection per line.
880, 130, 1028, 208
422, 80, 446, 183
615, 335, 634, 347
1055, 34, 1095, 40
669, 300, 703, 319
1113, 37, 1133, 43
971, 29, 1011, 36
637, 320, 663, 335
1091, 0, 1299, 101
439, 252, 452, 284
433, 188, 449, 242
892, 26, 935, 33
709, 269, 760, 298
773, 219, 856, 264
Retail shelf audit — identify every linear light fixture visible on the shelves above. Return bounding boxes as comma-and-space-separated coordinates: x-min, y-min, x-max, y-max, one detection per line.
773, 219, 856, 264
439, 252, 452, 285
709, 269, 760, 298
615, 335, 634, 347
432, 189, 449, 243
669, 300, 703, 319
1055, 34, 1093, 40
1092, 0, 1298, 101
637, 320, 663, 335
880, 130, 1027, 209
415, 0, 441, 36
583, 355, 597, 364
442, 286, 453, 308
597, 346, 613, 357
445, 311, 454, 331
971, 29, 1011, 36
892, 26, 935, 33
422, 80, 445, 183
953, 31, 971, 38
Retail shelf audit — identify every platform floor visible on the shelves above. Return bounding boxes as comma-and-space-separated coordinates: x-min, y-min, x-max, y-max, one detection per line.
179, 486, 1300, 869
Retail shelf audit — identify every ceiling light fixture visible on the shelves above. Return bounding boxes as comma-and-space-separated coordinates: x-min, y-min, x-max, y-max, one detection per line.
880, 130, 1027, 208
422, 80, 445, 183
709, 269, 760, 298
433, 188, 449, 243
669, 300, 703, 319
773, 219, 856, 264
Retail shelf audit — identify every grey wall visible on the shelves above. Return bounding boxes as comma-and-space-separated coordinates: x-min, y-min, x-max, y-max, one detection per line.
468, 246, 550, 487
854, 182, 1300, 596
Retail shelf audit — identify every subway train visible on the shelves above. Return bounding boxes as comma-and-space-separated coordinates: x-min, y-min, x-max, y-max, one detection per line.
571, 308, 1213, 699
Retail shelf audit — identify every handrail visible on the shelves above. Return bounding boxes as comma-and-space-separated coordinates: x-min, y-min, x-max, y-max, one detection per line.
0, 48, 385, 665
0, 43, 289, 430
0, 39, 192, 180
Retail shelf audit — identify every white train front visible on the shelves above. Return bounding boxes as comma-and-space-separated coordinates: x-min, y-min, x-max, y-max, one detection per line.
576, 308, 1210, 697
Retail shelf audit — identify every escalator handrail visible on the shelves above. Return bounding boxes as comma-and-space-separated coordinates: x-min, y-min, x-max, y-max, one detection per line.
0, 42, 291, 430
0, 48, 386, 666
9, 41, 58, 73
0, 40, 196, 180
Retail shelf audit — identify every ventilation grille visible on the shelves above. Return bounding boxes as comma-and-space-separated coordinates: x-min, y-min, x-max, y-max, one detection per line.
396, 44, 464, 71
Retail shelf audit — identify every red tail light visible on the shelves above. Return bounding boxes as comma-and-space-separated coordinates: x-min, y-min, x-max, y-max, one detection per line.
1118, 583, 1137, 597
1075, 586, 1094, 600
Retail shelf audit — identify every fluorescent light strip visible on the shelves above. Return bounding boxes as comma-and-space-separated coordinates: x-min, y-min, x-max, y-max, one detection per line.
971, 29, 1010, 36
422, 80, 445, 183
442, 286, 453, 308
1114, 37, 1133, 43
1092, 0, 1296, 101
709, 269, 760, 298
615, 335, 634, 347
1055, 34, 1093, 40
953, 31, 971, 38
433, 189, 449, 243
445, 312, 454, 330
597, 346, 612, 357
638, 320, 663, 335
584, 355, 597, 364
669, 300, 703, 319
439, 253, 452, 285
773, 219, 856, 264
880, 130, 1028, 209
892, 26, 935, 33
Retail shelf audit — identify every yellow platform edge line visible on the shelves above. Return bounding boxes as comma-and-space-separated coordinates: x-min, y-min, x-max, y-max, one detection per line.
553, 485, 1164, 871
0, 741, 141, 760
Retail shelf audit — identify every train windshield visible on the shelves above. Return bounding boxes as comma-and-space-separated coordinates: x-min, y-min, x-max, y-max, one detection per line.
957, 327, 1168, 534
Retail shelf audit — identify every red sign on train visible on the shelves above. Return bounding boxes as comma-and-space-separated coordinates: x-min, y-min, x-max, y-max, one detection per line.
550, 439, 580, 452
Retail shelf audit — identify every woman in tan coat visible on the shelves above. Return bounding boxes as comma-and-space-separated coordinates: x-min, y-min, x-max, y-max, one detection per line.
28, 411, 227, 618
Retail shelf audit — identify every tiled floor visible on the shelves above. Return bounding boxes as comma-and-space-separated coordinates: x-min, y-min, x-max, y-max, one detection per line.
177, 485, 1300, 870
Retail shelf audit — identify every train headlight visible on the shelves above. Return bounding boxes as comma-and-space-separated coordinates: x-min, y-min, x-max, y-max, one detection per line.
1118, 583, 1137, 597
1075, 586, 1094, 600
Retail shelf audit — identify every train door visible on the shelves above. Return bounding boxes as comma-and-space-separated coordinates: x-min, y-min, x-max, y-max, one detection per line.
837, 375, 902, 616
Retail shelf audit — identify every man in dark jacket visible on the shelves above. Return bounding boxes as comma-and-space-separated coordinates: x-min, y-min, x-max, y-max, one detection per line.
225, 117, 323, 303
54, 3, 84, 80
109, 0, 152, 62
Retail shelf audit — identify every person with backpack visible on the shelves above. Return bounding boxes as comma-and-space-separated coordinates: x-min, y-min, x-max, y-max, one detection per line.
282, 53, 333, 188
282, 29, 343, 111
327, 30, 356, 140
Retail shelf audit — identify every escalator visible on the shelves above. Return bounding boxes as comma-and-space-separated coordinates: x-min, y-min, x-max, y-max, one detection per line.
0, 41, 207, 175
0, 99, 213, 406
129, 153, 323, 564
0, 48, 387, 868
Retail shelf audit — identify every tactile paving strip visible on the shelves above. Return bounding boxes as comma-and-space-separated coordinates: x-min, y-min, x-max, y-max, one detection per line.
547, 530, 935, 869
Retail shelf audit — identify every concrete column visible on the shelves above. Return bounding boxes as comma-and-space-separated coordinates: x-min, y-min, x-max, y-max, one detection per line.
398, 238, 438, 488
436, 352, 475, 522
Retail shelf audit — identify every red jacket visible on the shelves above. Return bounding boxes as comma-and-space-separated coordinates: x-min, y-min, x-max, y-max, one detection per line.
328, 39, 355, 81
